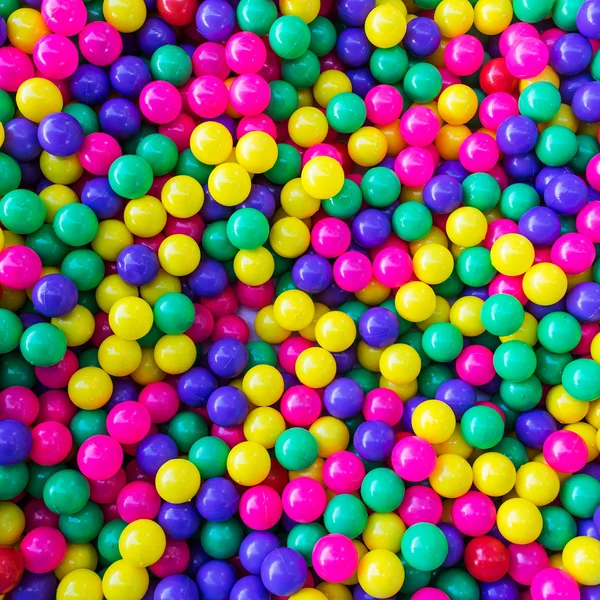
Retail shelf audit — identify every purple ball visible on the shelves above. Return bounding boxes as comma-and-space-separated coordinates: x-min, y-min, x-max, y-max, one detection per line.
595, 504, 600, 532
549, 33, 592, 75
496, 115, 538, 156
136, 17, 176, 56
189, 258, 228, 299
316, 281, 350, 306
581, 587, 600, 600
109, 55, 152, 98
353, 419, 395, 462
106, 380, 138, 411
578, 518, 600, 540
435, 379, 477, 419
200, 188, 235, 222
337, 0, 375, 26
332, 346, 357, 374
566, 282, 600, 322
136, 433, 179, 476
0, 419, 32, 465
435, 160, 469, 183
400, 396, 426, 433
423, 175, 463, 214
158, 502, 201, 540
196, 560, 236, 600
515, 409, 557, 449
336, 28, 373, 67
230, 576, 270, 600
3, 118, 41, 162
117, 243, 159, 286
352, 208, 391, 248
463, 286, 489, 301
544, 173, 588, 215
196, 477, 240, 522
577, 0, 600, 38
518, 206, 562, 246
195, 0, 236, 42
0, 17, 6, 45
155, 575, 199, 600
239, 532, 280, 575
186, 541, 210, 579
37, 113, 84, 157
31, 274, 78, 318
239, 185, 276, 219
403, 17, 441, 57
177, 367, 218, 408
81, 177, 125, 220
260, 548, 308, 597
560, 72, 593, 104
526, 299, 566, 321
480, 576, 520, 600
439, 523, 464, 567
346, 67, 377, 98
572, 80, 600, 123
503, 152, 542, 181
292, 254, 333, 294
535, 166, 572, 195
206, 386, 249, 427
10, 571, 56, 600
98, 98, 142, 140
323, 378, 364, 419
581, 462, 600, 481
359, 307, 400, 348
69, 65, 110, 105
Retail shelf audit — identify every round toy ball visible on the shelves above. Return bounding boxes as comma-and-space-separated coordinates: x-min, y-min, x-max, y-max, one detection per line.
20, 527, 66, 574
261, 548, 308, 596
542, 430, 588, 474
312, 534, 358, 583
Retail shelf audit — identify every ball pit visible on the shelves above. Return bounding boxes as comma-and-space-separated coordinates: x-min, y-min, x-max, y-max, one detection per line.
0, 0, 597, 599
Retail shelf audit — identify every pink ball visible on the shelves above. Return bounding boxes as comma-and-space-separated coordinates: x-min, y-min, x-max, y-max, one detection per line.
550, 233, 595, 274
392, 436, 437, 482
576, 201, 600, 243
573, 322, 599, 356
311, 218, 351, 258
78, 133, 122, 176
508, 542, 550, 586
312, 534, 358, 583
363, 388, 403, 426
483, 219, 519, 249
41, 0, 87, 36
333, 251, 373, 292
489, 163, 509, 191
159, 114, 196, 152
237, 114, 277, 140
106, 401, 151, 445
0, 47, 34, 92
211, 424, 246, 448
259, 47, 282, 82
0, 387, 39, 425
365, 84, 403, 126
229, 74, 271, 116
451, 491, 496, 537
33, 34, 78, 79
439, 67, 461, 92
505, 37, 549, 79
542, 430, 588, 474
479, 92, 519, 131
459, 132, 499, 173
88, 468, 126, 504
20, 527, 66, 574
302, 143, 343, 167
280, 385, 322, 427
225, 32, 267, 75
455, 345, 495, 387
239, 485, 282, 530
488, 274, 527, 305
413, 589, 451, 600
445, 35, 484, 77
29, 421, 72, 466
77, 434, 124, 481
394, 147, 435, 187
373, 246, 413, 289
35, 350, 78, 389
586, 155, 600, 192
530, 568, 580, 600
398, 485, 443, 526
149, 539, 189, 578
192, 42, 230, 79
322, 451, 365, 494
540, 28, 565, 51
78, 22, 122, 67
24, 499, 59, 531
117, 481, 161, 523
187, 75, 229, 119
236, 281, 274, 310
0, 246, 42, 290
37, 390, 77, 425
499, 22, 540, 56
282, 477, 326, 523
138, 382, 179, 424
186, 304, 214, 344
140, 81, 182, 124
400, 106, 440, 147
278, 337, 314, 374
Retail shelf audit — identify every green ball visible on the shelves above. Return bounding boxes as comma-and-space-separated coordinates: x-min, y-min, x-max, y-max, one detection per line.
400, 330, 431, 368
153, 292, 195, 335
514, 0, 556, 21
361, 167, 401, 208
559, 474, 600, 518
0, 462, 29, 500
63, 103, 99, 135
346, 368, 379, 395
265, 144, 301, 184
460, 405, 505, 449
136, 133, 179, 176
403, 63, 442, 103
269, 15, 311, 60
433, 270, 465, 298
323, 178, 363, 218
0, 190, 46, 234
166, 411, 208, 453
422, 322, 463, 363
43, 469, 90, 516
535, 348, 571, 385
246, 340, 277, 370
326, 92, 367, 134
462, 173, 501, 212
70, 410, 108, 447
436, 569, 480, 600
98, 519, 127, 565
0, 309, 23, 354
562, 358, 600, 401
61, 249, 105, 291
455, 247, 496, 287
59, 501, 104, 543
339, 300, 369, 326
535, 125, 578, 166
53, 204, 99, 247
499, 376, 543, 412
77, 348, 100, 369
78, 290, 100, 315
491, 436, 529, 470
400, 556, 431, 595
26, 463, 64, 499
308, 17, 336, 57
20, 323, 67, 367
538, 506, 577, 551
287, 523, 326, 566
151, 45, 192, 86
0, 90, 15, 124
202, 221, 238, 262
275, 428, 319, 471
392, 201, 432, 242
400, 522, 448, 571
227, 208, 270, 250
559, 214, 577, 235
0, 153, 22, 196
237, 0, 278, 35
499, 183, 540, 220
481, 294, 525, 337
537, 312, 581, 354
418, 363, 453, 398
370, 46, 409, 84
176, 149, 213, 184
281, 50, 320, 89
519, 82, 561, 123
275, 271, 297, 295
323, 494, 368, 539
552, 0, 586, 29
0, 352, 36, 389
108, 155, 153, 199
493, 340, 537, 383
360, 467, 405, 512
570, 134, 600, 174
266, 81, 299, 122
200, 518, 244, 559
188, 436, 229, 480
26, 224, 70, 266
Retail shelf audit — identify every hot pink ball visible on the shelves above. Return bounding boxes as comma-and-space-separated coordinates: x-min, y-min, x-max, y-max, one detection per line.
140, 81, 182, 124
479, 92, 519, 131
229, 74, 271, 117
78, 22, 122, 67
236, 281, 274, 310
77, 434, 124, 481
302, 143, 343, 167
0, 246, 42, 290
540, 28, 565, 51
322, 451, 365, 494
41, 0, 87, 36
24, 499, 59, 531
35, 350, 78, 389
312, 534, 358, 584
400, 106, 440, 147
159, 114, 196, 152
586, 155, 600, 192
186, 304, 214, 344
333, 251, 373, 292
20, 527, 67, 574
311, 218, 351, 258
392, 436, 437, 482
542, 430, 588, 474
29, 421, 72, 467
78, 133, 122, 176
117, 481, 161, 523
226, 32, 267, 75
444, 35, 484, 76
365, 84, 403, 126
37, 390, 77, 425
508, 542, 550, 586
439, 67, 461, 92
149, 539, 190, 578
106, 401, 151, 445
488, 274, 527, 305
451, 491, 496, 537
373, 246, 413, 289
551, 232, 596, 274
280, 385, 322, 427
573, 322, 599, 355
413, 589, 451, 600
499, 22, 540, 56
459, 132, 499, 173
239, 485, 282, 530
531, 568, 580, 600
483, 219, 519, 249
505, 37, 549, 79
138, 382, 179, 424
211, 424, 246, 448
282, 477, 326, 523
0, 47, 34, 92
398, 485, 443, 526
187, 75, 229, 119
88, 468, 126, 504
394, 147, 435, 187
192, 42, 229, 79
576, 201, 600, 243
455, 345, 495, 387
278, 337, 314, 374
237, 114, 277, 139
0, 387, 39, 425
363, 388, 403, 425
33, 34, 78, 79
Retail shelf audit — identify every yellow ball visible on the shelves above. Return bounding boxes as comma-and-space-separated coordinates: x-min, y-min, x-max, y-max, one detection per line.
140, 270, 181, 307
118, 520, 166, 568
523, 263, 568, 306
436, 124, 471, 160
499, 311, 538, 346
244, 407, 286, 449
236, 131, 278, 174
299, 302, 328, 342
103, 0, 146, 32
357, 341, 384, 372
412, 244, 454, 285
395, 281, 436, 322
290, 591, 327, 600
288, 107, 329, 148
290, 457, 325, 484
354, 278, 391, 306
496, 497, 543, 545
472, 452, 516, 497
7, 8, 49, 54
430, 453, 473, 498
54, 543, 97, 580
379, 343, 421, 385
124, 195, 167, 237
438, 84, 478, 126
99, 335, 142, 377
365, 4, 407, 48
109, 297, 153, 341
91, 220, 133, 261
446, 207, 488, 247
131, 347, 166, 385
434, 0, 474, 38
68, 367, 113, 410
161, 176, 204, 218
234, 247, 275, 286
491, 233, 535, 276
449, 296, 485, 337
156, 459, 201, 504
279, 0, 320, 22
273, 289, 315, 331
316, 584, 353, 600
51, 305, 95, 347
562, 536, 600, 586
242, 365, 284, 407
296, 347, 337, 388
269, 216, 311, 258
412, 399, 456, 444
190, 121, 233, 165
301, 156, 345, 200
158, 234, 201, 276
0, 502, 25, 545
255, 305, 291, 344
309, 416, 350, 458
281, 178, 320, 219
515, 462, 560, 506
473, 0, 513, 35
57, 569, 103, 600
154, 334, 197, 375
315, 311, 356, 353
362, 512, 406, 552
546, 385, 589, 424
227, 441, 271, 486
40, 152, 83, 185
357, 549, 404, 599
313, 70, 352, 108
102, 560, 149, 600
348, 126, 388, 167
586, 398, 600, 430
434, 428, 473, 459
39, 185, 78, 223
564, 422, 598, 462
208, 163, 251, 206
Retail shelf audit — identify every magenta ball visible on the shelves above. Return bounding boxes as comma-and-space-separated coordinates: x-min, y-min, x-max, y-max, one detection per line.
281, 477, 327, 524
542, 430, 588, 474
106, 401, 152, 445
451, 491, 497, 537
239, 485, 282, 530
77, 434, 124, 480
392, 436, 437, 482
312, 534, 358, 584
322, 451, 366, 494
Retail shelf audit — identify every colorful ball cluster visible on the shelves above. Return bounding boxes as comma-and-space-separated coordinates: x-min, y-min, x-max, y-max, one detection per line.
0, 0, 599, 600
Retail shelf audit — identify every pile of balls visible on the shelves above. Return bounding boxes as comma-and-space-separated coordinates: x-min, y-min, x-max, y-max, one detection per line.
0, 0, 600, 598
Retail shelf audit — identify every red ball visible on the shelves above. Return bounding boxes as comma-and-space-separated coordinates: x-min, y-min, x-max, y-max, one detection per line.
0, 546, 24, 594
157, 0, 196, 26
480, 58, 518, 95
464, 536, 510, 582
